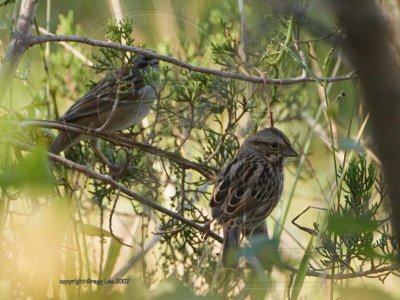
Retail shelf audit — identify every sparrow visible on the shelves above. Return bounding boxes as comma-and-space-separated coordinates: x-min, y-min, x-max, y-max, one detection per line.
210, 127, 299, 267
49, 54, 159, 154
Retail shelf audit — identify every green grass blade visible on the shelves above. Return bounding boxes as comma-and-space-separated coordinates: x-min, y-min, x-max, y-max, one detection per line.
290, 236, 314, 300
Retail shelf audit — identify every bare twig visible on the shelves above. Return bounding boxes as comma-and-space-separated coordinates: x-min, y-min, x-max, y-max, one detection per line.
261, 72, 274, 127
27, 34, 358, 85
291, 206, 326, 236
109, 189, 132, 248
95, 82, 121, 132
37, 26, 94, 66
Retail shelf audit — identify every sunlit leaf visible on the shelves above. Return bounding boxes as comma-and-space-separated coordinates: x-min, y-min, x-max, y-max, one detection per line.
79, 223, 114, 238
0, 146, 54, 195
102, 238, 123, 280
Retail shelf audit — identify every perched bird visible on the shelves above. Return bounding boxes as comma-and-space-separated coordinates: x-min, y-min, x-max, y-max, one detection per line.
210, 127, 299, 267
49, 54, 159, 155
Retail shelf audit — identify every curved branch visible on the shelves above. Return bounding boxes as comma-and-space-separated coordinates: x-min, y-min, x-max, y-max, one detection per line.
37, 26, 94, 66
28, 34, 357, 85
20, 120, 217, 181
6, 139, 223, 243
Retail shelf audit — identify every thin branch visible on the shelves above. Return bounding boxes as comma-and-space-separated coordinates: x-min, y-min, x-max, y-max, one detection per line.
109, 189, 132, 248
20, 120, 217, 181
37, 26, 94, 66
282, 262, 400, 280
28, 34, 358, 85
6, 139, 223, 243
291, 206, 324, 236
0, 0, 38, 102
95, 83, 121, 132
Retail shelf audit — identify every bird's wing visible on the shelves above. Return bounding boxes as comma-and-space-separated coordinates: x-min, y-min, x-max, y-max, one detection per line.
61, 70, 144, 123
210, 156, 275, 222
210, 157, 241, 218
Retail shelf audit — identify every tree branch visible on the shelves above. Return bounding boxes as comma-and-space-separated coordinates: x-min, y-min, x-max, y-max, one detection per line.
5, 138, 223, 243
37, 26, 94, 66
0, 0, 38, 102
20, 120, 217, 181
28, 34, 357, 85
282, 262, 400, 280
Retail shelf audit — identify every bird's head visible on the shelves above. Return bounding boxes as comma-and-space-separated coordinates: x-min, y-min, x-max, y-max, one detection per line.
244, 127, 299, 164
133, 53, 159, 71
131, 52, 160, 91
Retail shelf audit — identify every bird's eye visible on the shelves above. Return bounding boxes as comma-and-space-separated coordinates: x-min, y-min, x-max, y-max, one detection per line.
270, 142, 278, 149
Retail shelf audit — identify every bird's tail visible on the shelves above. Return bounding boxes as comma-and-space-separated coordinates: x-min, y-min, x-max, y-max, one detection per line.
49, 131, 80, 155
221, 224, 240, 268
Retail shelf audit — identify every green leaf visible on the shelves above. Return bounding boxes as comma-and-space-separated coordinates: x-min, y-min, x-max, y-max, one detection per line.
102, 238, 122, 279
0, 146, 54, 195
79, 223, 114, 238
290, 236, 314, 300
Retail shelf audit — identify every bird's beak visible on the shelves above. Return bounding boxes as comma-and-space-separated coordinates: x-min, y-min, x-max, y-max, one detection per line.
284, 146, 299, 157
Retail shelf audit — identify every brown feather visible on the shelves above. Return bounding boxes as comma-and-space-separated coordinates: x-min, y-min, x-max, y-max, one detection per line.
210, 127, 298, 267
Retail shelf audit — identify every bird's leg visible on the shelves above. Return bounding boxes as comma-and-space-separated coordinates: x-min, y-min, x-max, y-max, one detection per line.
89, 140, 129, 176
